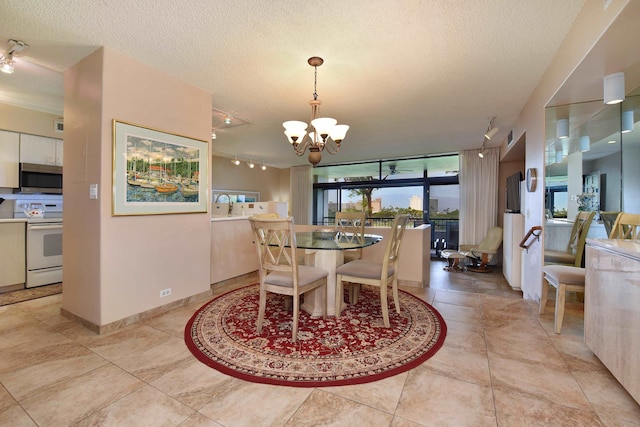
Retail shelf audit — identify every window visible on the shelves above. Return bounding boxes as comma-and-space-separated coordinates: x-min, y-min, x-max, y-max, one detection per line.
312, 155, 460, 250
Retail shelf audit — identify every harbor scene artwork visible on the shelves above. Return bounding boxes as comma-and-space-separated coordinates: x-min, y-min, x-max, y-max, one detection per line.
113, 120, 208, 216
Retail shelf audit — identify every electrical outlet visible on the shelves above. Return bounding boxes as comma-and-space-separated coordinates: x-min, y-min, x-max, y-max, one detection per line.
160, 288, 172, 298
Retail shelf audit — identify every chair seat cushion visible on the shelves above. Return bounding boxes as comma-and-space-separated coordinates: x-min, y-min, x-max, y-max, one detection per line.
265, 265, 328, 287
336, 260, 395, 280
542, 265, 585, 285
544, 250, 576, 265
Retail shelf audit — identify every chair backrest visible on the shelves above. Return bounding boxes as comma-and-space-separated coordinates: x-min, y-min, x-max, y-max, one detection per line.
600, 211, 620, 237
609, 212, 640, 242
381, 215, 410, 276
335, 211, 366, 245
478, 226, 503, 252
248, 216, 299, 286
568, 211, 596, 267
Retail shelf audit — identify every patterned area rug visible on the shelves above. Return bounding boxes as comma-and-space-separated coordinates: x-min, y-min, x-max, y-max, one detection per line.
0, 283, 62, 306
185, 284, 446, 387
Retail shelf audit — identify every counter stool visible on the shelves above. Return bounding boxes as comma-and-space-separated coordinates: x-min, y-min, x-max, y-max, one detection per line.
539, 265, 585, 334
441, 250, 466, 272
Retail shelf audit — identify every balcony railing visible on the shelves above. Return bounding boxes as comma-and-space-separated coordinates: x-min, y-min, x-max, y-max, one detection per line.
320, 216, 459, 253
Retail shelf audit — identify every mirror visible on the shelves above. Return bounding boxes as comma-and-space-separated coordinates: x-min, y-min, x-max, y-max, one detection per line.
544, 91, 640, 250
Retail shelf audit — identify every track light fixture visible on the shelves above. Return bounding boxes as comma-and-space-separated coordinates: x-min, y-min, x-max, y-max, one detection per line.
484, 116, 499, 140
556, 118, 569, 139
211, 130, 217, 140
604, 72, 625, 105
0, 39, 29, 74
247, 160, 255, 168
224, 116, 232, 125
231, 156, 240, 166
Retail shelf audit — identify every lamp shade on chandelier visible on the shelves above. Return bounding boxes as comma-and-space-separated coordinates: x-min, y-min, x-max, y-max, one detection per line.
283, 57, 349, 166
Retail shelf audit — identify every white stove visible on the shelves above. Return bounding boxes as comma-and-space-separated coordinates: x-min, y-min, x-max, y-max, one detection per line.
13, 199, 63, 287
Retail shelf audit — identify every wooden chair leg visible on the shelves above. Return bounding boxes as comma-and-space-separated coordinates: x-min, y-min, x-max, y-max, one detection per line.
335, 275, 343, 319
392, 278, 400, 314
292, 292, 299, 343
380, 282, 390, 327
554, 282, 566, 334
257, 287, 267, 334
539, 277, 549, 314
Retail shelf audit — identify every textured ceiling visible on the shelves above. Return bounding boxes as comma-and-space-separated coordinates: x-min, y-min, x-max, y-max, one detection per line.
0, 0, 586, 168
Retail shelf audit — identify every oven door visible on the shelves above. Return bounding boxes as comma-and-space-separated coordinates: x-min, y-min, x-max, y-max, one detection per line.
26, 222, 63, 287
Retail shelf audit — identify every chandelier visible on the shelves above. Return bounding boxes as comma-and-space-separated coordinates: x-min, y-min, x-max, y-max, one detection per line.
283, 57, 349, 166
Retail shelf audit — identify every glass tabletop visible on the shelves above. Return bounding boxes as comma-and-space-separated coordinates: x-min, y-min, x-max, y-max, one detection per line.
294, 230, 382, 250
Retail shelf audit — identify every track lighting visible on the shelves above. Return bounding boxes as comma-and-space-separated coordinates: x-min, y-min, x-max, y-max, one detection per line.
247, 160, 255, 168
556, 118, 569, 139
484, 116, 499, 140
580, 136, 590, 152
211, 130, 217, 140
621, 110, 634, 133
231, 156, 240, 166
604, 72, 625, 105
261, 164, 267, 171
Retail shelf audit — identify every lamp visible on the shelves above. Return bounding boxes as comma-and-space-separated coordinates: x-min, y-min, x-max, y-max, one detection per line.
211, 130, 217, 140
283, 57, 349, 166
247, 160, 255, 168
478, 148, 485, 158
224, 116, 232, 125
604, 72, 625, 105
580, 136, 590, 152
621, 110, 634, 133
231, 156, 240, 166
484, 116, 499, 140
261, 164, 267, 171
0, 39, 29, 74
556, 119, 569, 139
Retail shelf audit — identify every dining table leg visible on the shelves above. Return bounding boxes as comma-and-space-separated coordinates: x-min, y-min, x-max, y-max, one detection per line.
300, 249, 345, 317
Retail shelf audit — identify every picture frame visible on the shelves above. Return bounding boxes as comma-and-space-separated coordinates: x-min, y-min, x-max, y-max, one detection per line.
112, 120, 209, 216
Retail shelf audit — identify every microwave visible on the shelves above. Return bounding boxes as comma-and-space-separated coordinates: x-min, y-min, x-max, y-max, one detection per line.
18, 163, 63, 194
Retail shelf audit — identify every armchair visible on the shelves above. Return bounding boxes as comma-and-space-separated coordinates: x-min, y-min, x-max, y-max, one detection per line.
443, 226, 503, 272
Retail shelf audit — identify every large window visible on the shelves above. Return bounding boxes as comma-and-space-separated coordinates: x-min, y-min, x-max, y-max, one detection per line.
312, 155, 460, 249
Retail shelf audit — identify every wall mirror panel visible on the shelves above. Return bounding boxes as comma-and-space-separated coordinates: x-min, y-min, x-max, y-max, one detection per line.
544, 90, 640, 251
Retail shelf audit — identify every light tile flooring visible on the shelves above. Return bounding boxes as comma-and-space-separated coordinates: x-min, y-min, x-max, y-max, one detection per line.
1, 260, 639, 426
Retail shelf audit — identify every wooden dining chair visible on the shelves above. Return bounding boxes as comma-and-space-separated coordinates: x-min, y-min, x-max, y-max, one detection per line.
335, 210, 366, 263
248, 216, 328, 342
544, 211, 595, 267
608, 212, 640, 241
335, 215, 409, 327
539, 264, 585, 334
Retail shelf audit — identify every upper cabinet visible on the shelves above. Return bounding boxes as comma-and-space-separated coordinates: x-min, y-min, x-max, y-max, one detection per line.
19, 134, 63, 166
0, 130, 20, 188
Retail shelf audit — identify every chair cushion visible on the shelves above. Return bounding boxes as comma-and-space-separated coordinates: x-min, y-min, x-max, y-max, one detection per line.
542, 265, 585, 285
335, 260, 395, 280
544, 250, 576, 265
265, 265, 328, 287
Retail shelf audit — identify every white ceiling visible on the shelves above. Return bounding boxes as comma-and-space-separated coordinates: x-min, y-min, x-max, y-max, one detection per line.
0, 0, 588, 168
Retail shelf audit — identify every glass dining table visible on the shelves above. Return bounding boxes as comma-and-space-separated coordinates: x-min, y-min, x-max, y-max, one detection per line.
292, 230, 383, 317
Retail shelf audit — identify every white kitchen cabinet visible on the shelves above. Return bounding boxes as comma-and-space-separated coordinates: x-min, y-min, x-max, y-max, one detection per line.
0, 221, 26, 288
0, 130, 20, 188
503, 213, 524, 290
20, 134, 62, 166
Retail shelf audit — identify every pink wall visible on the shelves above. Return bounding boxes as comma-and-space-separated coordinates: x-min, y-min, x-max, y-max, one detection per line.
63, 48, 212, 326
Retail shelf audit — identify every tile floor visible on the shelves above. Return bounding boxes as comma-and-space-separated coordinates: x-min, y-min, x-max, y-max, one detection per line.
1, 260, 639, 426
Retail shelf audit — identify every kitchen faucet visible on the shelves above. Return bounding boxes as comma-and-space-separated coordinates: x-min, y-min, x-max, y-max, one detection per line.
215, 193, 233, 215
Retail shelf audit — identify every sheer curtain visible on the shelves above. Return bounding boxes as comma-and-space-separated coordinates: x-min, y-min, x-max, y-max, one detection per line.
459, 147, 500, 245
289, 165, 312, 224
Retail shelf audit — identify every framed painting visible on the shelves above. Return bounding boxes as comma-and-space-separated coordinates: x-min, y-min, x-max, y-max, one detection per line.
112, 120, 209, 216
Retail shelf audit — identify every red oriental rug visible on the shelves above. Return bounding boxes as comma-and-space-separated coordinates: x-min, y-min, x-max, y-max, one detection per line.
185, 284, 446, 387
